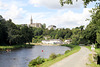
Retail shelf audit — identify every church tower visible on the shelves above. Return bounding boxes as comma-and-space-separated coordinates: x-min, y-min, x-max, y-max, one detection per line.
30, 16, 33, 24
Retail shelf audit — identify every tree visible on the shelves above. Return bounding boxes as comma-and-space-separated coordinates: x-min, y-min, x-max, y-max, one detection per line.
0, 15, 8, 45
34, 28, 43, 36
42, 23, 46, 29
60, 0, 99, 7
88, 6, 100, 47
96, 32, 100, 44
79, 25, 84, 31
20, 26, 33, 44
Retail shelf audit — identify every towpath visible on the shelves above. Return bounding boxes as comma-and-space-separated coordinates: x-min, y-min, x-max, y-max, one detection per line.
50, 46, 91, 67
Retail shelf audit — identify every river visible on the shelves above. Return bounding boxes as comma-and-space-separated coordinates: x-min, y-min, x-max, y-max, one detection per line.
0, 45, 70, 67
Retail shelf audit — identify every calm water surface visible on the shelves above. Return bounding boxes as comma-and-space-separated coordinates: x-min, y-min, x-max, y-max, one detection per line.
0, 45, 70, 67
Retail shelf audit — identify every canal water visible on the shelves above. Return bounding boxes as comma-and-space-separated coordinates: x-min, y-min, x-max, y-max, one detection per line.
0, 45, 70, 67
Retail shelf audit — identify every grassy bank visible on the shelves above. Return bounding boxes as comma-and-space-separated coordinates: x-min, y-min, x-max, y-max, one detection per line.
88, 54, 100, 67
86, 46, 100, 67
0, 44, 34, 50
37, 45, 80, 67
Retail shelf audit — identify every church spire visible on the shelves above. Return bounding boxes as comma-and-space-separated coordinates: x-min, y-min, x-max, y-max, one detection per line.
30, 16, 33, 24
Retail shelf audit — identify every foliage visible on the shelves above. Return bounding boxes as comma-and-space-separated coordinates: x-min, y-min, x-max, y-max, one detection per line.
0, 44, 33, 50
49, 53, 57, 60
65, 50, 70, 54
96, 33, 100, 47
86, 6, 100, 47
39, 46, 81, 67
28, 45, 80, 67
0, 15, 33, 45
28, 56, 45, 67
60, 0, 99, 7
57, 54, 62, 57
88, 54, 100, 67
42, 23, 46, 29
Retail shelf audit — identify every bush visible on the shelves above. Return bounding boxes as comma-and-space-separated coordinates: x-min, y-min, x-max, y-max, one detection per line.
57, 54, 62, 57
65, 50, 70, 54
28, 56, 45, 67
49, 53, 57, 60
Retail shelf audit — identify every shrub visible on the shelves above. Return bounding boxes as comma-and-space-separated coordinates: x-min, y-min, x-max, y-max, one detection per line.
49, 53, 57, 60
65, 50, 70, 54
57, 54, 62, 57
28, 56, 45, 67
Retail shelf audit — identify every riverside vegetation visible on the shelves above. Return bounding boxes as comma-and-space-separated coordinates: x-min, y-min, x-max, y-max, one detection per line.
28, 44, 81, 67
86, 46, 100, 67
1, 6, 100, 49
0, 44, 34, 50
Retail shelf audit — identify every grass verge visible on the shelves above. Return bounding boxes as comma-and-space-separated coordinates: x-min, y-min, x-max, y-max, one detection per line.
39, 45, 81, 67
85, 46, 91, 51
86, 46, 100, 67
88, 54, 100, 67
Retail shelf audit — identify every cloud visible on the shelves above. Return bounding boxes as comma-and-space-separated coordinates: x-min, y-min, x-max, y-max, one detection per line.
0, 0, 26, 24
29, 0, 83, 9
0, 0, 91, 29
0, 1, 8, 10
27, 8, 91, 29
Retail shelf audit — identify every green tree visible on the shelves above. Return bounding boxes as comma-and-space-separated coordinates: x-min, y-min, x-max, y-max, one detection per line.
42, 23, 46, 29
60, 0, 99, 7
0, 15, 8, 45
20, 26, 33, 44
96, 32, 100, 44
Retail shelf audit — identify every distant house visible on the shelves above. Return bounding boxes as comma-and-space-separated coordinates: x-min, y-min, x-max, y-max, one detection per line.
64, 39, 72, 44
48, 25, 56, 30
42, 39, 63, 44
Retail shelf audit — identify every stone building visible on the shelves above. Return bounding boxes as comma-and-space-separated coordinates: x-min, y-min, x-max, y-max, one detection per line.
29, 16, 42, 28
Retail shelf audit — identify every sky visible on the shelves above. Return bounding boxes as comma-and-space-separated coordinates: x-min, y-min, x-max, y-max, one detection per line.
0, 0, 97, 29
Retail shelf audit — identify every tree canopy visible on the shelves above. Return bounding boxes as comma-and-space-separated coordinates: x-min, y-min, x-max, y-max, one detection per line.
60, 0, 99, 7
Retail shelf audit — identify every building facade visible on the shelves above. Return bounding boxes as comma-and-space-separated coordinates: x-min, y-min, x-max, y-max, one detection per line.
29, 16, 42, 28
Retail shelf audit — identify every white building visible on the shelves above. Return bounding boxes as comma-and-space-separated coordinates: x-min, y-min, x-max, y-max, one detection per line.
48, 25, 56, 30
42, 39, 63, 44
64, 39, 72, 44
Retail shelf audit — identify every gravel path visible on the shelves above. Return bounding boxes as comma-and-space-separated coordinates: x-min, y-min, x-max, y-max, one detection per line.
50, 46, 91, 67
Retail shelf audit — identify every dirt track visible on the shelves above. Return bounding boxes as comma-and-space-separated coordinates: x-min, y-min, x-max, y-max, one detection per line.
50, 46, 91, 67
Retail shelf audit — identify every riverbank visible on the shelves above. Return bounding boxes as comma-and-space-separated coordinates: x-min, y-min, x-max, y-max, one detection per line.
40, 45, 80, 67
29, 43, 61, 46
28, 44, 81, 67
50, 46, 91, 67
0, 44, 34, 50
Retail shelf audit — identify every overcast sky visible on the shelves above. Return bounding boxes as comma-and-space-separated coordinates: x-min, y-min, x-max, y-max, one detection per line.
0, 0, 97, 29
